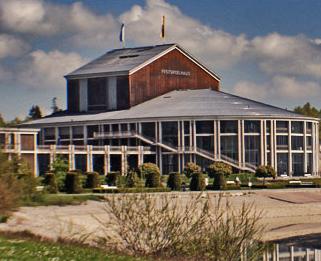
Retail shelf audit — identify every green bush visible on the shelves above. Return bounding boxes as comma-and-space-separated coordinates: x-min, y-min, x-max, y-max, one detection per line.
213, 173, 226, 190
139, 163, 161, 188
255, 165, 276, 184
228, 173, 257, 183
125, 170, 140, 188
189, 172, 206, 191
184, 162, 201, 178
106, 172, 120, 186
207, 162, 232, 178
116, 175, 127, 188
43, 173, 58, 193
85, 172, 100, 188
167, 172, 182, 191
65, 172, 82, 194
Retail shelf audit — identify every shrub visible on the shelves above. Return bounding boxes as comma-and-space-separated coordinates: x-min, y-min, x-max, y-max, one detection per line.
255, 165, 276, 185
184, 162, 201, 178
65, 172, 82, 194
85, 172, 100, 188
207, 162, 232, 178
106, 172, 120, 186
213, 173, 226, 190
125, 170, 140, 188
43, 173, 58, 193
167, 172, 181, 191
139, 163, 161, 188
98, 193, 264, 259
0, 175, 20, 218
189, 172, 206, 191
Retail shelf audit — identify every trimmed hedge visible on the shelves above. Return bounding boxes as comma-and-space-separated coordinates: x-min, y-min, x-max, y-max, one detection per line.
65, 172, 82, 194
184, 162, 201, 178
106, 172, 120, 186
125, 171, 140, 188
207, 162, 232, 178
93, 187, 170, 193
139, 163, 161, 188
167, 172, 182, 191
213, 173, 226, 190
190, 172, 206, 191
43, 173, 58, 194
85, 172, 100, 188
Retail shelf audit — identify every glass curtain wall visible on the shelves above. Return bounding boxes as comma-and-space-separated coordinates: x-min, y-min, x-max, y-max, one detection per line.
195, 121, 214, 155
220, 120, 238, 161
244, 121, 260, 166
161, 121, 178, 148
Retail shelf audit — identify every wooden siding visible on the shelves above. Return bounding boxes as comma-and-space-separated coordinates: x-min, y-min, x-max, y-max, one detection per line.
21, 154, 35, 174
129, 49, 220, 106
21, 134, 34, 151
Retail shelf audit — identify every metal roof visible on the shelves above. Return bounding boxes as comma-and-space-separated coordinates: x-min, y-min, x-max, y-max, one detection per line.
65, 44, 176, 78
23, 89, 315, 126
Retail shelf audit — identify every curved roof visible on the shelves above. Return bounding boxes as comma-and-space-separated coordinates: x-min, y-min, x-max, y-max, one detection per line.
23, 89, 317, 126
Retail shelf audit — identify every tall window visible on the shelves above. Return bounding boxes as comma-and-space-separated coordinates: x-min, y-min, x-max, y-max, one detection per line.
221, 136, 238, 160
220, 120, 237, 133
277, 153, 288, 175
244, 121, 260, 133
162, 122, 178, 147
276, 121, 288, 133
245, 136, 260, 165
292, 153, 304, 176
88, 77, 107, 111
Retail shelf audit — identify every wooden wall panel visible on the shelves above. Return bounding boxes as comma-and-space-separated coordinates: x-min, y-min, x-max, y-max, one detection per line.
21, 134, 34, 151
21, 154, 35, 175
129, 49, 220, 106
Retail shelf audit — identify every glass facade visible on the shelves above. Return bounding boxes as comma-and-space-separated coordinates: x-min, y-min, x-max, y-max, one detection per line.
220, 136, 238, 160
220, 120, 238, 133
245, 136, 260, 165
292, 153, 304, 176
162, 121, 178, 147
277, 153, 288, 175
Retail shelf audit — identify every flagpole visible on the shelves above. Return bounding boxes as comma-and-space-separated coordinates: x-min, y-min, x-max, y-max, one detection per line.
120, 23, 125, 48
161, 15, 165, 43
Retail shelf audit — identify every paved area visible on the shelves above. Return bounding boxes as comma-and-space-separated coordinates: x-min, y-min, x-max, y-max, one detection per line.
2, 189, 321, 243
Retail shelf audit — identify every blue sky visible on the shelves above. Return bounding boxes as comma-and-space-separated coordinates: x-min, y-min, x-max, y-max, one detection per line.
1, 0, 321, 120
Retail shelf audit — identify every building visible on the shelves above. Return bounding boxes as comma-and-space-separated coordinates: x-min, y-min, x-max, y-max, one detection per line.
1, 43, 318, 176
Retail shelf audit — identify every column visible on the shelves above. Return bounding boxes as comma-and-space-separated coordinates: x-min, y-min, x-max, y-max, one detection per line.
34, 133, 38, 177
68, 145, 75, 170
49, 145, 56, 170
83, 125, 87, 145
214, 120, 217, 160
104, 145, 110, 175
288, 121, 292, 177
272, 120, 277, 172
217, 120, 221, 160
304, 121, 308, 174
86, 145, 93, 172
241, 120, 245, 168
138, 146, 144, 166
121, 145, 128, 175
177, 121, 181, 172
260, 120, 265, 165
193, 120, 197, 154
238, 120, 242, 167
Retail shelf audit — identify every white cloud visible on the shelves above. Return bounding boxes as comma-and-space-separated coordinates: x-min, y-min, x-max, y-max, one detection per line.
233, 76, 321, 102
120, 0, 249, 68
250, 33, 321, 78
0, 34, 29, 58
17, 50, 87, 89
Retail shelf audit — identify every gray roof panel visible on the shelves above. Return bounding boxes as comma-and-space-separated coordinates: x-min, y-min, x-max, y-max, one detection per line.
24, 89, 315, 126
66, 44, 175, 78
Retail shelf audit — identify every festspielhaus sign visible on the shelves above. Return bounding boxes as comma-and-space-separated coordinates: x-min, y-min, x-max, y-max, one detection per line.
161, 69, 191, 76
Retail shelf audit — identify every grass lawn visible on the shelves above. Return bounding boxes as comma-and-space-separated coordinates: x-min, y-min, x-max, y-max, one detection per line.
22, 193, 105, 207
0, 235, 146, 261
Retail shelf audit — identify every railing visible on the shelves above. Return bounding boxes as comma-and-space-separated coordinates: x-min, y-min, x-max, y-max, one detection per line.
93, 131, 136, 139
220, 154, 239, 165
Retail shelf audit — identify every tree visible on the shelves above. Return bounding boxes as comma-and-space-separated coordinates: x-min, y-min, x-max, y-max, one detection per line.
0, 114, 5, 127
294, 102, 321, 140
184, 162, 201, 178
51, 97, 62, 114
255, 165, 276, 185
207, 162, 232, 178
29, 105, 42, 120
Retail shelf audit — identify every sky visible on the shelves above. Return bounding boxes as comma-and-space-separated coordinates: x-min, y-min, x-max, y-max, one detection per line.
1, 0, 321, 120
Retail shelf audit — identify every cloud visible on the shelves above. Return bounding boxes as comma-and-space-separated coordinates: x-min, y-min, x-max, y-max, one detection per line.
17, 50, 87, 89
233, 76, 321, 102
0, 34, 29, 58
120, 0, 249, 68
250, 33, 321, 78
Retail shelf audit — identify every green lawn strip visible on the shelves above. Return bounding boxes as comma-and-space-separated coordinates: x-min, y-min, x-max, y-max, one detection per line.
0, 235, 146, 261
21, 193, 105, 207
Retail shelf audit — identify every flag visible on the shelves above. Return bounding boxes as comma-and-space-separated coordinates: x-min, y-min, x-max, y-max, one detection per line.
119, 23, 125, 43
161, 16, 165, 39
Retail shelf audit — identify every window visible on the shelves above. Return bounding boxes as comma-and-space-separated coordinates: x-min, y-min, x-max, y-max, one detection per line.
306, 136, 312, 150
306, 122, 312, 134
141, 122, 155, 139
291, 121, 304, 134
184, 121, 190, 135
307, 153, 313, 173
72, 126, 83, 139
162, 154, 178, 174
196, 121, 214, 134
162, 122, 178, 147
266, 121, 271, 133
292, 153, 304, 176
245, 136, 260, 166
277, 136, 288, 150
291, 136, 303, 150
58, 127, 70, 140
0, 134, 5, 145
220, 136, 238, 160
44, 128, 55, 140
87, 125, 99, 138
276, 121, 288, 133
277, 153, 288, 175
244, 121, 260, 133
88, 77, 107, 111
197, 136, 214, 155
220, 120, 238, 133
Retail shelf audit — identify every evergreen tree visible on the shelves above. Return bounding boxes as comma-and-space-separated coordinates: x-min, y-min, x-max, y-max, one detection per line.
29, 105, 42, 120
